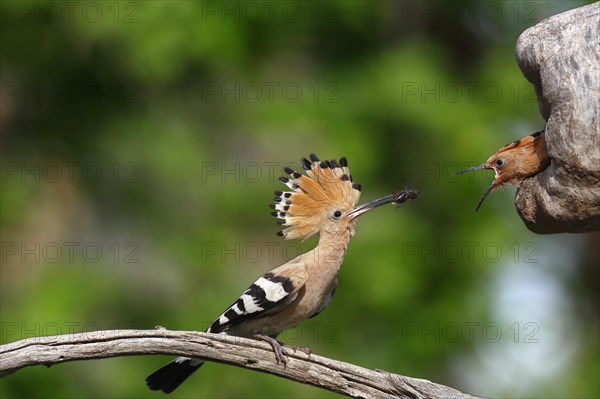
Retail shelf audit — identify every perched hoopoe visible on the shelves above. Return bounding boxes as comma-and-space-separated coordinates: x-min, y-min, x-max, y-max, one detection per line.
455, 131, 550, 211
146, 154, 417, 393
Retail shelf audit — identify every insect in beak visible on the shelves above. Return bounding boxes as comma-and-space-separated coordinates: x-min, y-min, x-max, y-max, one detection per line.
393, 189, 419, 205
348, 188, 418, 220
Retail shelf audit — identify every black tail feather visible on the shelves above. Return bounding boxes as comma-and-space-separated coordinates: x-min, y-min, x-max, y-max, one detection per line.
146, 357, 203, 393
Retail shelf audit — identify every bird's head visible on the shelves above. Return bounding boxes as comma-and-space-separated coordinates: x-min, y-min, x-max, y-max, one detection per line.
455, 131, 550, 211
271, 154, 416, 240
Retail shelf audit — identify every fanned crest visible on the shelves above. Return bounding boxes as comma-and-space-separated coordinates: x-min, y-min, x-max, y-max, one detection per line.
270, 154, 362, 240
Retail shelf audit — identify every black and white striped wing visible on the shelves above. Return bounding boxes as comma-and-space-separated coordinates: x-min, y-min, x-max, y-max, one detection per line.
208, 269, 305, 334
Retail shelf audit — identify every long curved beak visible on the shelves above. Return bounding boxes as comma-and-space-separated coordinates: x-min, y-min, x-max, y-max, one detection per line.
348, 189, 418, 220
475, 182, 495, 212
454, 164, 489, 176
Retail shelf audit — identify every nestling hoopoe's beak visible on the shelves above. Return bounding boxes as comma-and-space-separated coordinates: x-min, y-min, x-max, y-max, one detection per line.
454, 130, 550, 212
474, 182, 496, 212
348, 189, 418, 220
455, 163, 491, 174
454, 164, 497, 212
455, 163, 501, 212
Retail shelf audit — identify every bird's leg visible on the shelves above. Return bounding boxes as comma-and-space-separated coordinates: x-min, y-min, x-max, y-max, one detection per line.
254, 334, 288, 366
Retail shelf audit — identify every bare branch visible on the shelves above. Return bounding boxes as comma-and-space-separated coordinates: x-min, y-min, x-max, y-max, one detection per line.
0, 329, 481, 399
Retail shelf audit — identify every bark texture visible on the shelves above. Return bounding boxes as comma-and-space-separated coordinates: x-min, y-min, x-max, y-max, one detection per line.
514, 3, 600, 233
0, 329, 482, 399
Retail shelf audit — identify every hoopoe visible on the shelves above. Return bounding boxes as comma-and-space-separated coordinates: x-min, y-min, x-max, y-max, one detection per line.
146, 153, 417, 393
455, 131, 550, 211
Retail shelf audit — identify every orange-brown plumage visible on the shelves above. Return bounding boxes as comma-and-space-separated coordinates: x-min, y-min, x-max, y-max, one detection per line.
272, 156, 362, 240
147, 153, 418, 394
456, 131, 550, 211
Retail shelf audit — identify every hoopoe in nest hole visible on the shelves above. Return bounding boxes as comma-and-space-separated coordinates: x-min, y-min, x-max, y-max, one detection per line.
455, 130, 550, 211
146, 153, 418, 393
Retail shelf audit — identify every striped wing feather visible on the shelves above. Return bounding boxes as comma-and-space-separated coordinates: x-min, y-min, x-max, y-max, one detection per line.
208, 262, 307, 334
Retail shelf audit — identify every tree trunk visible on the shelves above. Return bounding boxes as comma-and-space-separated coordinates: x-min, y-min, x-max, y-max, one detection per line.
514, 3, 600, 233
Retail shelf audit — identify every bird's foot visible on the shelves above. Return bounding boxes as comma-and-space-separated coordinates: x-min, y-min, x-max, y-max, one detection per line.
254, 334, 288, 366
286, 344, 311, 356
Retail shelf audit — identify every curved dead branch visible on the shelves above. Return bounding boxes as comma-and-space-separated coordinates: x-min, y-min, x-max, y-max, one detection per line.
0, 329, 481, 399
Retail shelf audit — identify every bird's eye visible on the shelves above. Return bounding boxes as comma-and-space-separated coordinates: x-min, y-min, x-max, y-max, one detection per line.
495, 159, 506, 168
333, 210, 342, 219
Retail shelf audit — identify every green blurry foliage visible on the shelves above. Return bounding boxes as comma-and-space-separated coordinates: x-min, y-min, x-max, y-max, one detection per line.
1, 1, 597, 398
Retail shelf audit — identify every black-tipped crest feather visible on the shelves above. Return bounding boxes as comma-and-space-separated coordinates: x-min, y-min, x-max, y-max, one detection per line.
272, 154, 362, 240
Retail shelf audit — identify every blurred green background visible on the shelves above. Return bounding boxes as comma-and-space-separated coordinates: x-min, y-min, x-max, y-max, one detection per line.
1, 1, 598, 398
